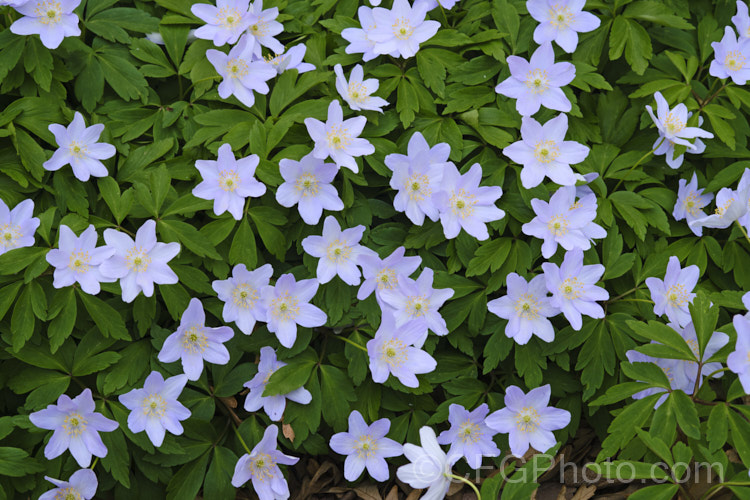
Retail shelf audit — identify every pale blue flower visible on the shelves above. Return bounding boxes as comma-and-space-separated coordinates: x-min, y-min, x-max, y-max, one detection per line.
10, 0, 81, 49
245, 0, 285, 57
433, 163, 505, 241
305, 100, 375, 172
0, 198, 40, 256
357, 246, 422, 302
366, 311, 436, 387
118, 371, 191, 447
673, 173, 713, 236
522, 185, 605, 259
158, 298, 234, 380
397, 427, 459, 500
542, 248, 608, 330
485, 384, 570, 457
265, 43, 315, 74
689, 183, 750, 233
192, 0, 252, 46
301, 216, 373, 286
645, 256, 698, 327
232, 425, 298, 499
379, 268, 454, 341
385, 132, 450, 225
733, 0, 750, 39
100, 220, 180, 303
495, 42, 575, 116
193, 143, 266, 220
487, 273, 558, 345
44, 111, 116, 182
329, 410, 403, 481
503, 114, 590, 188
710, 26, 750, 85
243, 347, 312, 421
29, 388, 118, 467
40, 469, 97, 500
437, 404, 500, 469
206, 36, 277, 108
527, 0, 600, 53
213, 263, 273, 335
341, 7, 386, 62
261, 273, 327, 348
646, 92, 713, 169
368, 0, 440, 59
625, 349, 687, 408
46, 225, 115, 295
669, 321, 729, 393
729, 314, 750, 394
335, 64, 389, 112
277, 153, 344, 225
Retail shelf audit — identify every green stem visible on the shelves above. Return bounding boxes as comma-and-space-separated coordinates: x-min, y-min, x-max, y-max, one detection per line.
607, 286, 640, 303
706, 367, 730, 380
233, 425, 252, 455
334, 335, 368, 353
701, 481, 750, 500
90, 457, 99, 470
617, 298, 654, 304
448, 474, 481, 500
735, 220, 750, 247
613, 138, 664, 191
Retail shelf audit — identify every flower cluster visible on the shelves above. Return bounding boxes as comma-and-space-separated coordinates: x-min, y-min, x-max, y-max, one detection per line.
330, 386, 570, 487
385, 132, 505, 240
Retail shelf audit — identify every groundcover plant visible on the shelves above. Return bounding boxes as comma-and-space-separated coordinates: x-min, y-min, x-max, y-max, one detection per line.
3, 0, 750, 499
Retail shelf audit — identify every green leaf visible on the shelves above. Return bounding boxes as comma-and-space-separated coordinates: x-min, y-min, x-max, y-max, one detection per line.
670, 390, 700, 439
707, 403, 729, 452
263, 353, 317, 397
23, 38, 53, 92
729, 408, 750, 466
166, 452, 211, 500
78, 290, 130, 340
623, 1, 694, 30
635, 428, 673, 467
626, 320, 697, 361
229, 218, 258, 268
10, 285, 35, 352
48, 287, 77, 353
0, 447, 44, 477
158, 219, 220, 259
590, 382, 651, 406
96, 46, 150, 101
588, 460, 669, 480
248, 211, 286, 261
627, 484, 680, 500
689, 291, 718, 359
609, 17, 653, 75
203, 447, 237, 500
319, 364, 356, 430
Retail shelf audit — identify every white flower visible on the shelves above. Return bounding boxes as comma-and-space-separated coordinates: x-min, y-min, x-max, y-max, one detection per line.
304, 100, 375, 172
276, 153, 344, 225
368, 0, 440, 59
245, 0, 284, 57
301, 216, 373, 286
334, 64, 389, 112
212, 263, 273, 335
46, 225, 115, 295
43, 112, 116, 182
396, 427, 459, 500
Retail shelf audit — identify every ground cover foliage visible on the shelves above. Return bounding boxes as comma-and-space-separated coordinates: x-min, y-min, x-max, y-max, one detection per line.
2, 0, 750, 498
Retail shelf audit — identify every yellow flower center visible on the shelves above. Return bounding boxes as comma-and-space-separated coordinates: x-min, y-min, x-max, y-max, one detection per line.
0, 224, 22, 249
296, 173, 319, 196
232, 283, 258, 309
534, 140, 560, 163
666, 284, 690, 307
560, 277, 584, 299
382, 339, 408, 367
725, 50, 746, 71
376, 268, 398, 290
182, 325, 209, 354
515, 293, 540, 320
450, 189, 476, 218
326, 126, 352, 149
525, 69, 549, 94
68, 251, 91, 273
125, 247, 151, 273
392, 17, 413, 39
63, 413, 87, 437
271, 293, 299, 322
142, 394, 167, 418
35, 2, 61, 24
547, 214, 569, 237
515, 407, 540, 433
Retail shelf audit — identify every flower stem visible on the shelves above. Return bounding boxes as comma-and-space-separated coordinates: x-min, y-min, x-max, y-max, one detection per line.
735, 220, 750, 247
613, 138, 664, 192
90, 457, 99, 470
334, 335, 368, 353
233, 424, 252, 455
449, 474, 481, 500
